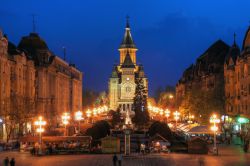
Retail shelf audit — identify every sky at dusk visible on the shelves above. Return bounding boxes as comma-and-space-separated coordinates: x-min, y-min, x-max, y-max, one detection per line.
1, 0, 250, 96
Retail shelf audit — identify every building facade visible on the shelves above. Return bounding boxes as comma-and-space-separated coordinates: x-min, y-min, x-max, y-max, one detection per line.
224, 27, 250, 118
0, 31, 36, 140
109, 20, 148, 111
0, 30, 82, 140
176, 40, 229, 119
18, 33, 83, 127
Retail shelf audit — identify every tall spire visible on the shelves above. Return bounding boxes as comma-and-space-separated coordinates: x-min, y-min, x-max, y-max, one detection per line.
120, 16, 136, 49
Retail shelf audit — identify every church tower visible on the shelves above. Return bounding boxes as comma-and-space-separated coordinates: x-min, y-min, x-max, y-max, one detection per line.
109, 18, 148, 111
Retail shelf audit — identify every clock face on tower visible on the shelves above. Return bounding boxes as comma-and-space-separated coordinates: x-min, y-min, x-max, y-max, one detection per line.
126, 86, 131, 93
121, 83, 134, 99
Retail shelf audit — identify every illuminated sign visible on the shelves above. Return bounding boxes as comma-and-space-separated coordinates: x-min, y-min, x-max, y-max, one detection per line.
237, 117, 249, 124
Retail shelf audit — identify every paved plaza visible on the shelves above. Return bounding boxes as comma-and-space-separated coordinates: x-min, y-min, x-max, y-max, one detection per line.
0, 145, 250, 166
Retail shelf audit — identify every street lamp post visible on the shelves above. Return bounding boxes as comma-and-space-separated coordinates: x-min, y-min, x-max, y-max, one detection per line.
210, 114, 220, 155
173, 111, 180, 131
165, 109, 170, 123
188, 114, 195, 124
34, 116, 46, 155
62, 112, 70, 136
75, 111, 83, 133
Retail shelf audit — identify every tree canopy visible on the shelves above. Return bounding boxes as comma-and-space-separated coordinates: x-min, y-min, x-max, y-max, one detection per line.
148, 121, 174, 141
179, 81, 225, 124
86, 120, 110, 140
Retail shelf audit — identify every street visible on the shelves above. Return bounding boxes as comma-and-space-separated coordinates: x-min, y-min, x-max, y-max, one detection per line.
0, 145, 249, 166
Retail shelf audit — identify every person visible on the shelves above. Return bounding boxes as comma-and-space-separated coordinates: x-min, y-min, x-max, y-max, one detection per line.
3, 157, 9, 166
198, 157, 204, 166
31, 146, 35, 155
118, 153, 122, 166
10, 158, 15, 166
112, 153, 118, 166
244, 140, 249, 152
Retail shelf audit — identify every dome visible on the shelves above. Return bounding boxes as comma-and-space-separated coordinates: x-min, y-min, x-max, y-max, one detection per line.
18, 33, 48, 54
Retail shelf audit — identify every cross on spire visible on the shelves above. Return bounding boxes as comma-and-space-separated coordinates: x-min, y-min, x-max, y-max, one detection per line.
126, 15, 130, 28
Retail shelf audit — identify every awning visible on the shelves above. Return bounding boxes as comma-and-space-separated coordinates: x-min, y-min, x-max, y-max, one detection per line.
188, 125, 221, 134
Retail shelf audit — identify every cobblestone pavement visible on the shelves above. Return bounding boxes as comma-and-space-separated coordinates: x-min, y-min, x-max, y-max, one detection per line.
0, 145, 249, 166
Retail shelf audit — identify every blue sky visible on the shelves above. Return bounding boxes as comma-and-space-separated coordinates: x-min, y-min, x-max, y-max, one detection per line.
1, 0, 250, 95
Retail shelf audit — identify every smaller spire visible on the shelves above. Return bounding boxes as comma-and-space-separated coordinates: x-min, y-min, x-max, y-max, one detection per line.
233, 32, 236, 45
111, 65, 118, 78
121, 52, 135, 68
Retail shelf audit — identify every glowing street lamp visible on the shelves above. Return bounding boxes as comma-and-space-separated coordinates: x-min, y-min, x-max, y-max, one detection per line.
103, 105, 108, 112
86, 109, 92, 118
165, 109, 171, 123
159, 109, 164, 116
210, 114, 220, 155
173, 111, 180, 130
34, 116, 46, 155
62, 112, 70, 136
93, 108, 97, 116
75, 111, 83, 133
188, 114, 195, 124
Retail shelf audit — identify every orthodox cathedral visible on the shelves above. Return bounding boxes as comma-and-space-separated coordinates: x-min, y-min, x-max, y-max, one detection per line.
109, 19, 148, 111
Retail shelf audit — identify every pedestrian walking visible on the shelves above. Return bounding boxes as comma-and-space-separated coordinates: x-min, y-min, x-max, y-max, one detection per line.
118, 153, 122, 166
112, 153, 118, 166
10, 158, 15, 166
3, 157, 9, 166
244, 140, 249, 152
198, 157, 204, 166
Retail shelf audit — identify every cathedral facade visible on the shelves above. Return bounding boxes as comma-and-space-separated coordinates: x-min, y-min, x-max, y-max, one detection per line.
109, 20, 148, 111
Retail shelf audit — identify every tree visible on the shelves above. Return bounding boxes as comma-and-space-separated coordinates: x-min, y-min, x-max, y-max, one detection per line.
109, 108, 121, 128
148, 121, 174, 141
154, 86, 163, 102
0, 95, 35, 142
133, 78, 149, 127
82, 89, 99, 109
157, 85, 176, 108
86, 120, 110, 140
147, 97, 156, 106
180, 82, 225, 124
